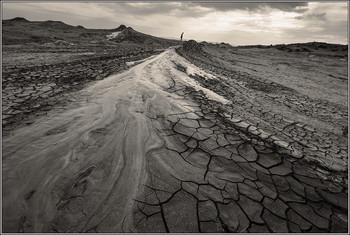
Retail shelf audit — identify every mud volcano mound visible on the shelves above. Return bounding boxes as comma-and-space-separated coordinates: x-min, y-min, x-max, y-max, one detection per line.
115, 24, 127, 31
9, 17, 29, 22
183, 40, 204, 53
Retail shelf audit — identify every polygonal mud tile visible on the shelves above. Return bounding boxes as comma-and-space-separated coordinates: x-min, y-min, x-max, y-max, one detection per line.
304, 184, 322, 202
229, 117, 242, 123
272, 175, 290, 192
198, 200, 217, 221
225, 144, 240, 155
248, 223, 270, 233
257, 152, 282, 168
274, 140, 290, 149
285, 176, 305, 197
167, 115, 180, 123
330, 212, 348, 233
178, 133, 191, 143
210, 147, 232, 160
279, 189, 305, 203
258, 128, 272, 139
237, 182, 263, 202
216, 134, 230, 146
185, 112, 200, 120
235, 121, 250, 130
135, 212, 167, 232
136, 202, 160, 218
208, 158, 226, 172
200, 136, 219, 151
269, 163, 293, 176
200, 221, 224, 232
230, 153, 247, 163
178, 118, 200, 128
209, 155, 237, 171
218, 201, 250, 232
224, 133, 244, 144
256, 171, 273, 183
288, 202, 329, 229
292, 164, 318, 178
163, 190, 199, 232
173, 122, 196, 137
236, 162, 258, 181
204, 113, 217, 120
262, 197, 288, 218
198, 185, 224, 202
185, 138, 198, 149
148, 157, 182, 193
294, 174, 327, 190
321, 180, 343, 193
317, 189, 348, 211
286, 209, 312, 231
237, 143, 258, 162
155, 189, 175, 203
249, 162, 270, 174
309, 226, 328, 232
254, 145, 274, 154
287, 221, 302, 232
214, 170, 245, 183
187, 149, 210, 167
243, 178, 258, 188
205, 172, 227, 190
224, 182, 239, 200
182, 181, 198, 197
164, 135, 188, 153
180, 148, 195, 158
262, 209, 288, 233
238, 195, 264, 224
198, 118, 216, 128
308, 201, 332, 220
193, 127, 213, 140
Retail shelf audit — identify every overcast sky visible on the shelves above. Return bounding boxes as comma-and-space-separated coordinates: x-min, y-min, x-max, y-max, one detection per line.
2, 1, 348, 45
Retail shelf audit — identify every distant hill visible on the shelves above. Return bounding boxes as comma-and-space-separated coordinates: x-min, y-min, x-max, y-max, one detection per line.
237, 42, 347, 52
2, 17, 179, 47
107, 27, 178, 46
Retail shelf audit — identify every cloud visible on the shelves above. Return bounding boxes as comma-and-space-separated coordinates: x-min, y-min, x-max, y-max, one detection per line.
2, 2, 347, 45
105, 2, 212, 19
192, 2, 309, 13
295, 13, 327, 20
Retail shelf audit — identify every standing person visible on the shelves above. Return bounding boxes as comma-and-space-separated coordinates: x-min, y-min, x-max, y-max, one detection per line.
180, 32, 184, 42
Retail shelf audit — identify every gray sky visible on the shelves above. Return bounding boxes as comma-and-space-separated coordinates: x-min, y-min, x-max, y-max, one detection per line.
2, 1, 348, 45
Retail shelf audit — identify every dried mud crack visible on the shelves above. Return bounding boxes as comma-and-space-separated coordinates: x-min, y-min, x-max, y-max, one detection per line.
2, 48, 348, 233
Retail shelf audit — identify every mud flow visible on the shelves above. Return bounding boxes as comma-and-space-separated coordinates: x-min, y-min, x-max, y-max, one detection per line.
2, 49, 348, 232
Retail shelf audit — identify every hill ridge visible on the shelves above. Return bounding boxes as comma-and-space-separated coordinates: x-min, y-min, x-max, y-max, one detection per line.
2, 18, 179, 47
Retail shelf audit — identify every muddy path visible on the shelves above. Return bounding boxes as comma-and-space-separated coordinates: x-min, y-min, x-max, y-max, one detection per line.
2, 49, 347, 232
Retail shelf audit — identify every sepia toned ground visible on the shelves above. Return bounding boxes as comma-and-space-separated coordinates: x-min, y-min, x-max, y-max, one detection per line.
2, 43, 348, 233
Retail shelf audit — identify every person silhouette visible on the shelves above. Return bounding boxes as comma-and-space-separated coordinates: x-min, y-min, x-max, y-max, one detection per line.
180, 32, 184, 41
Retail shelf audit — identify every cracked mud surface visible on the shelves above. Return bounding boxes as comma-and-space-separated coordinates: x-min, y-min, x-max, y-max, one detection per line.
2, 48, 348, 232
176, 44, 348, 172
2, 44, 163, 135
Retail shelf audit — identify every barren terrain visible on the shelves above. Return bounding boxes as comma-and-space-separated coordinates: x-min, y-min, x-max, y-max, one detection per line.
2, 19, 348, 233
